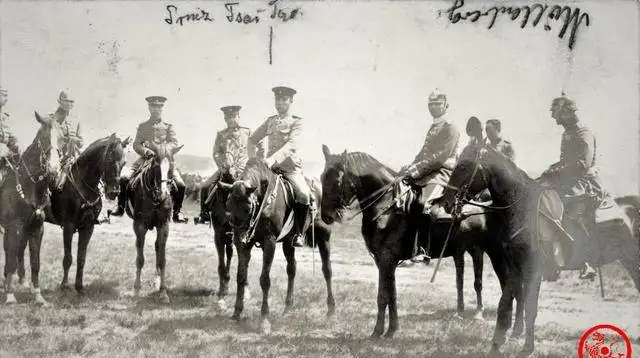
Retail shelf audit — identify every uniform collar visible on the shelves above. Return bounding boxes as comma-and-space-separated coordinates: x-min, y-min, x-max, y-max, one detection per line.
150, 116, 162, 124
432, 115, 447, 125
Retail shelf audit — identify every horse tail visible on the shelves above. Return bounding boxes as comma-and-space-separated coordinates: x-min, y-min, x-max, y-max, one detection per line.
614, 195, 640, 253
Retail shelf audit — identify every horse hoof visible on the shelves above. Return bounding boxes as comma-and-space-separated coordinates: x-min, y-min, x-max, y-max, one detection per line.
487, 347, 504, 358
511, 329, 523, 339
454, 312, 464, 320
260, 319, 272, 335
383, 330, 396, 339
473, 310, 484, 321
217, 299, 227, 311
158, 292, 170, 304
35, 297, 49, 307
5, 293, 17, 305
326, 307, 336, 317
60, 284, 71, 291
231, 313, 241, 321
518, 343, 534, 357
370, 330, 383, 339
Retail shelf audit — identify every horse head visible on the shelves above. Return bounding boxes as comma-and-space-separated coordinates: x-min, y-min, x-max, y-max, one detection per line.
149, 144, 184, 197
217, 158, 271, 241
101, 134, 131, 200
320, 144, 351, 224
440, 117, 528, 214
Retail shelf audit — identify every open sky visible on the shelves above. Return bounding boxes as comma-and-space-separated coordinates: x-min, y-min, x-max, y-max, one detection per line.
1, 0, 638, 195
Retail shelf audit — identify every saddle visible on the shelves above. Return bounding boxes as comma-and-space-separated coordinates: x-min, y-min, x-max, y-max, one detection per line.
271, 174, 318, 243
392, 179, 451, 221
533, 189, 628, 269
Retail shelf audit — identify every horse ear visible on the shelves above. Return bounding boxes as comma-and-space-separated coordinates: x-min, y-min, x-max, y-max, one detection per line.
109, 133, 117, 140
122, 136, 132, 147
466, 116, 483, 142
34, 111, 46, 124
172, 144, 184, 155
246, 185, 258, 195
322, 144, 332, 161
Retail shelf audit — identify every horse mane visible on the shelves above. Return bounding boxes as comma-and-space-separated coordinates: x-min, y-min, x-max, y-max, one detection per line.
75, 136, 112, 166
483, 144, 535, 188
242, 157, 276, 188
341, 151, 398, 178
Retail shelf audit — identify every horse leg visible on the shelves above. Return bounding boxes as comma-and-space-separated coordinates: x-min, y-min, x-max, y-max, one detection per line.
372, 252, 392, 338
28, 225, 47, 306
60, 224, 74, 290
471, 247, 485, 321
520, 267, 543, 356
620, 257, 640, 293
453, 252, 465, 319
490, 274, 516, 355
3, 228, 18, 304
384, 262, 399, 338
155, 223, 170, 304
214, 230, 229, 298
512, 279, 525, 339
133, 221, 147, 297
16, 234, 27, 288
316, 228, 335, 316
75, 226, 94, 293
260, 238, 276, 334
282, 239, 296, 314
231, 242, 251, 321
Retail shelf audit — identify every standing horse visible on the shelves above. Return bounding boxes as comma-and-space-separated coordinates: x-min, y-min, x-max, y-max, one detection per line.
438, 128, 640, 356
41, 134, 130, 292
0, 112, 58, 305
195, 171, 237, 307
319, 145, 522, 338
218, 158, 335, 334
121, 145, 183, 304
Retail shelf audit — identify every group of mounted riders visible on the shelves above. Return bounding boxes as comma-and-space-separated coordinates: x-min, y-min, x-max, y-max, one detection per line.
0, 84, 607, 280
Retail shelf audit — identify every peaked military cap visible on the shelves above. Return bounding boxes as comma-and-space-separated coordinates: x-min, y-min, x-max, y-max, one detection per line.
551, 92, 577, 111
58, 90, 74, 102
428, 88, 447, 103
220, 105, 242, 116
272, 86, 297, 98
146, 96, 167, 106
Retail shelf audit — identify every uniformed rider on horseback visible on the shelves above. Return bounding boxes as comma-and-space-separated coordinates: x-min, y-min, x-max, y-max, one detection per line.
49, 91, 84, 191
195, 105, 251, 224
538, 93, 607, 280
109, 96, 189, 223
249, 86, 310, 248
399, 89, 461, 262
0, 86, 20, 186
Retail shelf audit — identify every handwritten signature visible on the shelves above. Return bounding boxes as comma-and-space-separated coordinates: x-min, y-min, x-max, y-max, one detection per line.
442, 0, 590, 50
164, 0, 302, 26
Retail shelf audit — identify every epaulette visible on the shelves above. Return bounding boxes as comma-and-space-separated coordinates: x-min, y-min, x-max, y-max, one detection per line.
268, 115, 279, 120
503, 140, 511, 144
292, 115, 301, 119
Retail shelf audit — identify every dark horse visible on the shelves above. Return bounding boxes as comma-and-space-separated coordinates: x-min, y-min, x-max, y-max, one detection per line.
319, 144, 522, 338
218, 157, 335, 334
40, 134, 130, 292
120, 145, 184, 304
194, 171, 237, 308
438, 127, 640, 356
0, 112, 58, 305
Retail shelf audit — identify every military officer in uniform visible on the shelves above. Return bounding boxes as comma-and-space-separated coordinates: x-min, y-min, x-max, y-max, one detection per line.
0, 86, 20, 184
400, 89, 461, 261
195, 105, 251, 224
109, 96, 189, 223
250, 86, 310, 247
485, 118, 515, 161
538, 93, 606, 280
51, 91, 84, 190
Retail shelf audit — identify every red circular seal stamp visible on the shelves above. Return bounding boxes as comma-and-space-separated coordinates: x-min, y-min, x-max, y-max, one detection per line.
578, 324, 632, 358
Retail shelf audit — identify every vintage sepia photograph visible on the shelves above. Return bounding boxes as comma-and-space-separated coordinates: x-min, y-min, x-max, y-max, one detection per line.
0, 0, 638, 357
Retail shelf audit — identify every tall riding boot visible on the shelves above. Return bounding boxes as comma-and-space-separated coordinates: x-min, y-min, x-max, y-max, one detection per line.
196, 186, 211, 224
291, 203, 310, 247
108, 177, 129, 217
172, 183, 188, 223
577, 219, 597, 280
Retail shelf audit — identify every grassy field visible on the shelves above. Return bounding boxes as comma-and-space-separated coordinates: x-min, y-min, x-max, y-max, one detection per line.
0, 201, 638, 357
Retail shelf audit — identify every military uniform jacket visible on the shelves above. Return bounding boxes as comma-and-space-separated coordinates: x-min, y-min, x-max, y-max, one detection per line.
546, 125, 605, 200
490, 138, 515, 161
213, 126, 251, 175
51, 110, 83, 160
133, 118, 179, 159
250, 114, 303, 172
0, 111, 19, 153
410, 116, 460, 186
